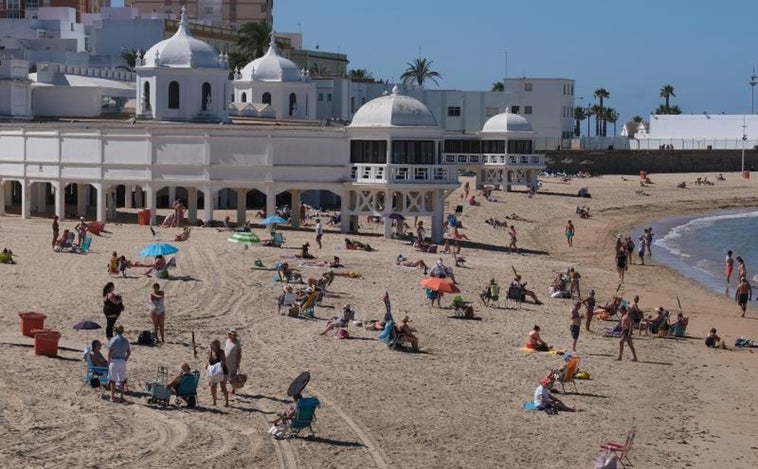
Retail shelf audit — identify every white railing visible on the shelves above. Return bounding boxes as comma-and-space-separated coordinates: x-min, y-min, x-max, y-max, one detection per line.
442, 152, 544, 166
349, 164, 458, 184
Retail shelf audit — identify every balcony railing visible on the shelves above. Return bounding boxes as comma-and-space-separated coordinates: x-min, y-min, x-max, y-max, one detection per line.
349, 164, 458, 184
442, 152, 544, 166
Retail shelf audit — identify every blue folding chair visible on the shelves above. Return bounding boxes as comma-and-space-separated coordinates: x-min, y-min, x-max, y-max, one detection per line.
174, 371, 200, 408
81, 347, 109, 395
279, 397, 320, 438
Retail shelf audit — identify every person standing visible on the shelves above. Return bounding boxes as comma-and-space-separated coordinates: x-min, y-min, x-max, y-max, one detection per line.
102, 282, 123, 339
582, 290, 596, 332
51, 215, 59, 249
224, 330, 242, 393
616, 247, 627, 283
315, 219, 323, 249
725, 250, 735, 285
565, 220, 575, 247
737, 256, 747, 283
149, 283, 165, 343
507, 225, 519, 254
75, 217, 88, 247
569, 301, 584, 352
616, 306, 638, 362
107, 324, 131, 403
207, 339, 230, 407
645, 227, 654, 256
638, 235, 647, 265
735, 277, 752, 318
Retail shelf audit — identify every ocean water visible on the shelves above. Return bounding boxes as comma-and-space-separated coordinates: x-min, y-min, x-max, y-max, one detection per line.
646, 210, 758, 295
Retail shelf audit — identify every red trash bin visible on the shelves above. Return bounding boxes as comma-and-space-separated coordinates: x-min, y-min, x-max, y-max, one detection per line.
743, 170, 750, 179
18, 311, 47, 337
138, 209, 152, 225
640, 170, 647, 180
31, 329, 61, 357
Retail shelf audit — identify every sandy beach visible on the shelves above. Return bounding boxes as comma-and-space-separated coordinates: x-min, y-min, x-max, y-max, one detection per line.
1, 171, 757, 468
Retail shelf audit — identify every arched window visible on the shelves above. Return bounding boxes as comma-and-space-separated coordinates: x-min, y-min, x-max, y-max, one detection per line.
289, 93, 297, 116
168, 81, 180, 109
201, 82, 212, 111
143, 81, 151, 109
241, 92, 247, 103
262, 92, 271, 105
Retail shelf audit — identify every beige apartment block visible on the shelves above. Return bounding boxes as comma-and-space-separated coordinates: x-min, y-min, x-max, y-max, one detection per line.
130, 0, 271, 27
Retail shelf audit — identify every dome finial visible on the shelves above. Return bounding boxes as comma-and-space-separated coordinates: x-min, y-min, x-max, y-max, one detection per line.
391, 85, 400, 95
180, 4, 187, 26
505, 106, 510, 113
269, 30, 277, 49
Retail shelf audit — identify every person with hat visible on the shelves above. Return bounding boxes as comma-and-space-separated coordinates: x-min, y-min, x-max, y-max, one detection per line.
534, 377, 573, 413
224, 329, 243, 393
51, 215, 59, 249
511, 275, 543, 305
107, 324, 131, 403
75, 216, 89, 247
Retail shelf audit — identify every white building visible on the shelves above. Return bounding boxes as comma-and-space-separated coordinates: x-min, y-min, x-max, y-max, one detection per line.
631, 114, 758, 150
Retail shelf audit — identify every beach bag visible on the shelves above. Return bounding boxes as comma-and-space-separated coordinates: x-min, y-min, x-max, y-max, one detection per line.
207, 362, 225, 384
336, 328, 349, 340
138, 330, 155, 346
90, 376, 101, 388
594, 453, 618, 469
230, 373, 247, 390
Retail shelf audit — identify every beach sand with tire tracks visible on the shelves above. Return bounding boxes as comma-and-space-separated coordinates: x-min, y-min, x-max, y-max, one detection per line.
1, 171, 757, 468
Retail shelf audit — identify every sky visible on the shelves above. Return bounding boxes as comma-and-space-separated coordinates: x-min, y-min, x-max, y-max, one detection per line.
271, 0, 758, 124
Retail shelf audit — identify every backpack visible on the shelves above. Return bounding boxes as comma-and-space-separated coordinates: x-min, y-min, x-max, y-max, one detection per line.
138, 330, 155, 346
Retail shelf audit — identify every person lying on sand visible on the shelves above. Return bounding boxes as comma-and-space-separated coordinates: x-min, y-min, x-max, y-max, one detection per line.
345, 238, 372, 251
396, 254, 429, 274
0, 248, 16, 264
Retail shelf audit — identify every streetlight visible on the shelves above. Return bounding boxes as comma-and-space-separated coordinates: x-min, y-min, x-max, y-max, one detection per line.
750, 67, 758, 114
741, 117, 747, 177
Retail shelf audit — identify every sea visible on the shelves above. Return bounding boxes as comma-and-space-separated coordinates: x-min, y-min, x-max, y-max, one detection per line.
644, 209, 758, 295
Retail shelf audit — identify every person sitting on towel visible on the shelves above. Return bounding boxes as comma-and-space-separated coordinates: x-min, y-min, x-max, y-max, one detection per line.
534, 378, 573, 413
526, 325, 551, 351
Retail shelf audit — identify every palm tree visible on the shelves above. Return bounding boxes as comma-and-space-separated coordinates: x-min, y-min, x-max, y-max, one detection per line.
593, 88, 610, 136
573, 107, 587, 137
605, 107, 619, 136
227, 51, 246, 79
347, 69, 374, 82
119, 49, 142, 72
236, 20, 272, 61
491, 81, 504, 92
307, 63, 327, 78
584, 107, 594, 137
400, 58, 441, 87
668, 105, 682, 115
659, 84, 675, 110
590, 104, 604, 137
632, 115, 643, 123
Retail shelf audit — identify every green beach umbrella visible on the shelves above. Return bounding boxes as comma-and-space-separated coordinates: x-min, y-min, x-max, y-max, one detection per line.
228, 232, 260, 266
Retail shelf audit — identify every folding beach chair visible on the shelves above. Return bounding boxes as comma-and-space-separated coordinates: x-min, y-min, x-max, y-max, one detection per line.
274, 397, 321, 439
174, 371, 200, 408
506, 285, 525, 309
556, 356, 580, 393
80, 346, 109, 396
600, 426, 635, 468
271, 232, 285, 247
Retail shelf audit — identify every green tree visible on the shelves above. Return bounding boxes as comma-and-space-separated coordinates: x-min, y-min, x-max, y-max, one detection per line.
632, 115, 643, 122
659, 84, 675, 109
227, 51, 247, 79
237, 20, 273, 61
307, 63, 327, 78
573, 106, 587, 137
605, 107, 619, 136
347, 69, 375, 82
491, 81, 504, 92
591, 104, 604, 137
593, 88, 610, 136
119, 49, 142, 72
400, 58, 442, 87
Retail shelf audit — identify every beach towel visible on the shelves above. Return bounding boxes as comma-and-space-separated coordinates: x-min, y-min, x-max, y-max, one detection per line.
377, 321, 393, 343
522, 401, 539, 411
735, 337, 758, 348
518, 347, 566, 356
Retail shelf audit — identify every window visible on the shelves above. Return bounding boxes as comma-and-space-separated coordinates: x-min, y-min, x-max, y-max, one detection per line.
168, 81, 180, 109
201, 82, 211, 111
511, 106, 520, 114
481, 140, 506, 154
571, 84, 574, 96
524, 106, 533, 115
524, 83, 533, 92
350, 140, 387, 164
391, 141, 436, 165
289, 93, 297, 116
443, 139, 481, 154
318, 93, 323, 102
262, 92, 271, 105
447, 106, 461, 117
142, 82, 151, 109
485, 107, 499, 118
507, 140, 533, 154
327, 93, 332, 102
241, 92, 247, 103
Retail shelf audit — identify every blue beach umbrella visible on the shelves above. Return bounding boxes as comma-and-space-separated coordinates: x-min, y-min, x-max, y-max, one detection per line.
139, 243, 179, 257
259, 216, 287, 225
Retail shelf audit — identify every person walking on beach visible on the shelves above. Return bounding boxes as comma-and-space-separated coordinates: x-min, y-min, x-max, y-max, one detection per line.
616, 247, 627, 282
645, 227, 654, 256
224, 329, 242, 394
107, 324, 131, 403
736, 256, 747, 282
149, 283, 165, 344
565, 220, 575, 247
735, 277, 752, 318
315, 219, 323, 249
582, 290, 596, 332
102, 282, 124, 339
616, 306, 638, 362
638, 235, 647, 265
507, 225, 519, 254
569, 301, 584, 352
725, 251, 735, 285
51, 215, 59, 249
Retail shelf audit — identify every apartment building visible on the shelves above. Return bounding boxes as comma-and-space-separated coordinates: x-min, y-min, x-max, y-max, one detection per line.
128, 0, 272, 28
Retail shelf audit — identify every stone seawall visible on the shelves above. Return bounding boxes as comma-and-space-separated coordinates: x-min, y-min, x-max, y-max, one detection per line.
544, 149, 758, 175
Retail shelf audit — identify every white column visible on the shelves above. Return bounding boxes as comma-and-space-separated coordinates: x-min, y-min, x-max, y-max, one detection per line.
382, 189, 392, 238
145, 184, 156, 225
265, 185, 276, 220
168, 187, 176, 206
36, 182, 47, 213
21, 180, 30, 219
430, 190, 444, 243
290, 190, 301, 228
187, 187, 198, 224
0, 181, 5, 216
92, 183, 106, 222
52, 182, 64, 219
77, 183, 87, 217
235, 189, 246, 225
340, 189, 351, 234
124, 185, 133, 209
202, 186, 213, 223
134, 186, 144, 208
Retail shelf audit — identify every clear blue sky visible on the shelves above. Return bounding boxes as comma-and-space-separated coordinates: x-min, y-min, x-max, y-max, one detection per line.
272, 0, 758, 123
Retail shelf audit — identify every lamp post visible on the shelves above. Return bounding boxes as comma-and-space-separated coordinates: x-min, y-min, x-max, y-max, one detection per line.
741, 117, 747, 177
751, 67, 758, 114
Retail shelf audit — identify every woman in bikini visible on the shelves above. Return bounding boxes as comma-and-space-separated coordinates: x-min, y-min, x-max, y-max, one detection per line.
149, 283, 165, 343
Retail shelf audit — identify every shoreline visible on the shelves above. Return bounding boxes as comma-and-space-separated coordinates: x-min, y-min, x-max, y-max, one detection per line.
1, 171, 758, 468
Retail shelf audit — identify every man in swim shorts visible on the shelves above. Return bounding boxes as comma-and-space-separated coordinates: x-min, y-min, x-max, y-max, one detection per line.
616, 307, 638, 362
735, 277, 752, 318
565, 220, 575, 247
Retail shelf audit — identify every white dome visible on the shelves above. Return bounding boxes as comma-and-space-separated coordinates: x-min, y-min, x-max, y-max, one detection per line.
481, 109, 534, 133
350, 86, 437, 127
239, 39, 302, 82
142, 8, 221, 69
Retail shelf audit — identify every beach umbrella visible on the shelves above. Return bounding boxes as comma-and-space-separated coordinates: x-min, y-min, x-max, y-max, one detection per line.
287, 371, 311, 397
74, 320, 101, 341
420, 277, 460, 294
139, 243, 179, 257
384, 212, 406, 221
259, 216, 287, 225
228, 232, 260, 266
